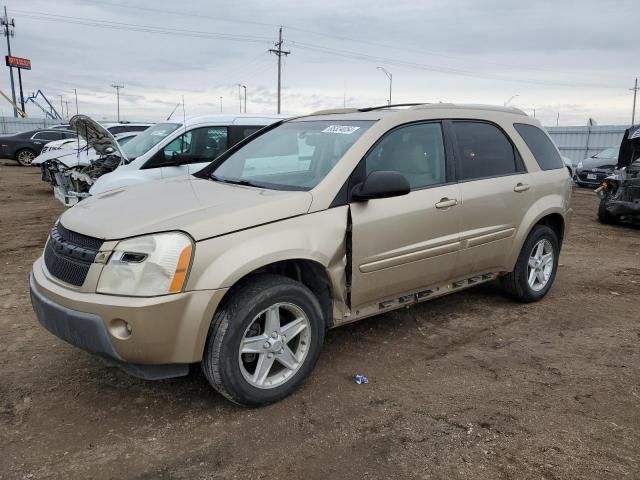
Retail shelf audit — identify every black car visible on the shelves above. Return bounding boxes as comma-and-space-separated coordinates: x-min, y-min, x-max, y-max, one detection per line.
598, 126, 640, 225
0, 129, 77, 166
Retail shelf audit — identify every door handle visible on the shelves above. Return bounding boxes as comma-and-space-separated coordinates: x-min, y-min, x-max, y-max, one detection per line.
435, 198, 458, 209
514, 183, 530, 192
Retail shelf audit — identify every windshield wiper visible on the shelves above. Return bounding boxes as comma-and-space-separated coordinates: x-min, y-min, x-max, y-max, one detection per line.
210, 175, 261, 188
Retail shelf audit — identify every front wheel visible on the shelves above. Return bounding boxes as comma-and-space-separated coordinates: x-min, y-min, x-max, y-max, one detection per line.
202, 274, 325, 406
500, 225, 560, 302
16, 149, 36, 166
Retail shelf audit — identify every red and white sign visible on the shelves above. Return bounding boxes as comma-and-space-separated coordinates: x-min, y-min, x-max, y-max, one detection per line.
5, 55, 31, 70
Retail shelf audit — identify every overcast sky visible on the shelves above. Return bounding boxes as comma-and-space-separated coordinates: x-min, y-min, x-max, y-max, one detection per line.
3, 0, 638, 126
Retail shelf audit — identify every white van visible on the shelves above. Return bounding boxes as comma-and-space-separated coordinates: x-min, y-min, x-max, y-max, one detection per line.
89, 114, 288, 196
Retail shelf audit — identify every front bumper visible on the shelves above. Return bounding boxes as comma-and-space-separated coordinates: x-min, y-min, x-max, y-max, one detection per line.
607, 199, 640, 217
576, 171, 609, 186
30, 257, 228, 377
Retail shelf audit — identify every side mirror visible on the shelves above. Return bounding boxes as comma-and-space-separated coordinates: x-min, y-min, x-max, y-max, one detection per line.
351, 170, 410, 201
103, 146, 115, 155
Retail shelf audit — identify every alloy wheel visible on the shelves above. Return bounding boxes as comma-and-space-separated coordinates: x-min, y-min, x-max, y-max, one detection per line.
238, 302, 311, 389
17, 150, 35, 166
527, 239, 554, 291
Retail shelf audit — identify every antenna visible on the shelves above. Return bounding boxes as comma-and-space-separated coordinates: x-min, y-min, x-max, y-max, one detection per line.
181, 95, 186, 126
166, 102, 180, 120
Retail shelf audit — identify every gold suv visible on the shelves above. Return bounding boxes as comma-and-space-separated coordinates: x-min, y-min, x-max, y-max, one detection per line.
30, 104, 573, 405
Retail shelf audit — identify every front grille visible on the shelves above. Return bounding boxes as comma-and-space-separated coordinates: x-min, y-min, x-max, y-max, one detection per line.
43, 224, 103, 286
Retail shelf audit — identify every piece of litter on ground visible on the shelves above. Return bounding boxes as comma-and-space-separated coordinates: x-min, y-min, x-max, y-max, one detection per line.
610, 291, 621, 296
354, 374, 368, 385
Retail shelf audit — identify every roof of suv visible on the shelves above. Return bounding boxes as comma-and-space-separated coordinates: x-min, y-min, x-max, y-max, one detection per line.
299, 103, 529, 122
174, 113, 290, 127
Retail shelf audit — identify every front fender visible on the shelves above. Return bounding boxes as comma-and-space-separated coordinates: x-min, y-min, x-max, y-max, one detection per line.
187, 206, 349, 301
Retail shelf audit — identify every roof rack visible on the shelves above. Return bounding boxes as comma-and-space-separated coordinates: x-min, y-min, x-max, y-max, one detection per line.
357, 103, 429, 112
308, 108, 362, 115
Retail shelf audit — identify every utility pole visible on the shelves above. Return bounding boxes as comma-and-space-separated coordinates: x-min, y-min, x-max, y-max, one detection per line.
73, 88, 78, 115
1, 6, 17, 117
58, 95, 63, 118
236, 84, 242, 113
111, 83, 124, 121
630, 77, 639, 126
219, 96, 223, 113
269, 27, 290, 114
376, 66, 392, 105
556, 112, 560, 127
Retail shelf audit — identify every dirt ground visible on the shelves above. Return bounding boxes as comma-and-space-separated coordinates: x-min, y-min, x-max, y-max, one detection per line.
0, 160, 638, 480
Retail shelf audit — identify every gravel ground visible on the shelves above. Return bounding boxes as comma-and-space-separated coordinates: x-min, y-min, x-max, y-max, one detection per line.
1, 161, 639, 480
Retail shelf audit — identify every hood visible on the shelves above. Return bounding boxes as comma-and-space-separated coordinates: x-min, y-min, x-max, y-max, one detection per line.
70, 114, 127, 160
59, 176, 313, 241
32, 147, 98, 167
580, 156, 617, 171
617, 125, 640, 169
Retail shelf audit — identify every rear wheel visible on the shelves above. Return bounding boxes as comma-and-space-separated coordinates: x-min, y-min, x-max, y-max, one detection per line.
16, 149, 36, 166
202, 274, 325, 406
500, 225, 560, 302
597, 198, 618, 225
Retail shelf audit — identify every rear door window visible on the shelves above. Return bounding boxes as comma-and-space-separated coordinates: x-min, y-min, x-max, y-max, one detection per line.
452, 121, 520, 181
513, 123, 564, 170
32, 131, 62, 141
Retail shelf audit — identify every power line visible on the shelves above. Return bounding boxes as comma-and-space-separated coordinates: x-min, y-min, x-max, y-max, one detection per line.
76, 0, 559, 75
13, 7, 628, 92
287, 40, 625, 90
269, 27, 290, 114
13, 10, 274, 44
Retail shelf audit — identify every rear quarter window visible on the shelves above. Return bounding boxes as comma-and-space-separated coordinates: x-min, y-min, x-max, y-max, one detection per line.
514, 123, 564, 170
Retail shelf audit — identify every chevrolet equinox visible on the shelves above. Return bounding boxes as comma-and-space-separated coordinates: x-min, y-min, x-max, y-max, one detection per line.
30, 104, 573, 406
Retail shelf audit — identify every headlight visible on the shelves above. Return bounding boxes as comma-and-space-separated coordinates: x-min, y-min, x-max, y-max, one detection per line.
577, 161, 583, 169
97, 232, 193, 296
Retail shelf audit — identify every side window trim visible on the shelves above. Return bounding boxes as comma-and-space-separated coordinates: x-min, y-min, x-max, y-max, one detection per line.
448, 119, 527, 183
141, 126, 229, 169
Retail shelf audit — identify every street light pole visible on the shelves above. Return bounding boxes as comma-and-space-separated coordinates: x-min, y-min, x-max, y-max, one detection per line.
376, 66, 392, 105
237, 84, 242, 113
219, 96, 223, 113
242, 85, 247, 113
630, 77, 638, 126
73, 88, 78, 115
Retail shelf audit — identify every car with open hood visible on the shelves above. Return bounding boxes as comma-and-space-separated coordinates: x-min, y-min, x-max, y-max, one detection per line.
30, 103, 573, 406
88, 113, 289, 197
597, 125, 640, 224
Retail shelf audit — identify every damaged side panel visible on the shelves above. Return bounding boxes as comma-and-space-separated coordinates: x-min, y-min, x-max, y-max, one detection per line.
186, 206, 352, 329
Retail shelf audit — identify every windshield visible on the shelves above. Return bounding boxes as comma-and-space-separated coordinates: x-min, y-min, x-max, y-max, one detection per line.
594, 147, 618, 159
211, 120, 374, 190
120, 122, 181, 160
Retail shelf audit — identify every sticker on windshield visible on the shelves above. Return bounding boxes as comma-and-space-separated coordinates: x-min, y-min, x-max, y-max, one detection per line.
322, 125, 361, 134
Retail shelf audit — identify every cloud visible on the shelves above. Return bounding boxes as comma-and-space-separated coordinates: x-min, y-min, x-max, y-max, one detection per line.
3, 0, 637, 125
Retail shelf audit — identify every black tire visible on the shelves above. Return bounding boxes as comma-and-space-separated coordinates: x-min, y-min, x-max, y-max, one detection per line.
500, 225, 560, 303
202, 274, 325, 406
15, 148, 36, 166
597, 198, 618, 225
